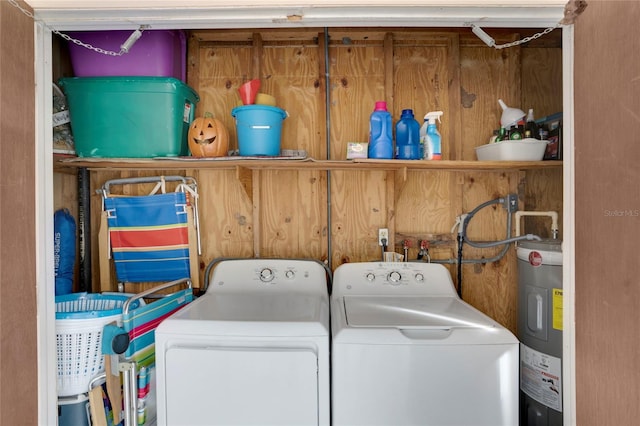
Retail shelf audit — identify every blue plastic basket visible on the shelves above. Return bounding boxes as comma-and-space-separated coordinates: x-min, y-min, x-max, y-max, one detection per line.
55, 292, 138, 319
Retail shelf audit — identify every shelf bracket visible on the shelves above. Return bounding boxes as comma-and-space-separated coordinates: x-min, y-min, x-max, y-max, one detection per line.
393, 167, 409, 203
235, 165, 253, 199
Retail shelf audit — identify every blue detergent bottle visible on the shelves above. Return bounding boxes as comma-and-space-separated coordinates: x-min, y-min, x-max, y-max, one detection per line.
395, 109, 421, 160
368, 101, 393, 159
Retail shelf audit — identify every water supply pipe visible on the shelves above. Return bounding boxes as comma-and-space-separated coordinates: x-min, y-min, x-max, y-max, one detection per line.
515, 210, 559, 239
425, 194, 543, 299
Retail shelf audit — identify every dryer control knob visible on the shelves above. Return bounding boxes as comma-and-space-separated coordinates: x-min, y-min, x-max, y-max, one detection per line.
388, 271, 402, 283
285, 269, 295, 279
259, 268, 275, 282
366, 273, 376, 282
415, 273, 424, 282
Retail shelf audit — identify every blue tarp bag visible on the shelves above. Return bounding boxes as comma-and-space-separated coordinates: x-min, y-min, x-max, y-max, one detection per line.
54, 208, 76, 295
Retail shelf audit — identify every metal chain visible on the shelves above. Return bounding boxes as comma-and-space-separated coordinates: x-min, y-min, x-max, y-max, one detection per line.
7, 0, 145, 57
54, 30, 122, 57
12, 0, 556, 53
54, 27, 149, 57
495, 25, 560, 50
8, 0, 34, 18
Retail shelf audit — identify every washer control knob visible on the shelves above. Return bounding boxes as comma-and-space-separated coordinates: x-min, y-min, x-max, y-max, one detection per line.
285, 269, 295, 279
415, 273, 425, 282
259, 268, 275, 282
388, 271, 402, 283
366, 273, 376, 282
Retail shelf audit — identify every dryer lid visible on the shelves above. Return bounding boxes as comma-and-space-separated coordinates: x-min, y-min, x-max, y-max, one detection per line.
343, 296, 498, 329
158, 292, 329, 337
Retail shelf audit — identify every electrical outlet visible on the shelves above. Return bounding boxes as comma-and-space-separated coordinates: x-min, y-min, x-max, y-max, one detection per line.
504, 193, 518, 213
378, 228, 389, 246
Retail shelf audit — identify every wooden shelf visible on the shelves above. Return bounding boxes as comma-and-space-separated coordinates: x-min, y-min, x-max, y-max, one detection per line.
54, 154, 562, 209
55, 155, 562, 172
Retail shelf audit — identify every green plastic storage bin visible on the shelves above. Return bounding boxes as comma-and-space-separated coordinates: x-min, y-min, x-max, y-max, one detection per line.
58, 77, 199, 158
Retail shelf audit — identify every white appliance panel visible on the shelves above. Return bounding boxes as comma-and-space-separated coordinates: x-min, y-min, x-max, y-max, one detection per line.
331, 262, 519, 426
332, 262, 458, 297
157, 292, 329, 337
332, 342, 519, 426
156, 259, 330, 426
343, 295, 498, 329
164, 346, 318, 426
208, 259, 327, 295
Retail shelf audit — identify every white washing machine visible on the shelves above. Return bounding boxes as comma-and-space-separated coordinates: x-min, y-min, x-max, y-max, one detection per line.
155, 259, 330, 426
331, 262, 519, 426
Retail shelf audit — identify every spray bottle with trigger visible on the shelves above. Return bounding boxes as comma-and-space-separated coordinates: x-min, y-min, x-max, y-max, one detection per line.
421, 111, 444, 160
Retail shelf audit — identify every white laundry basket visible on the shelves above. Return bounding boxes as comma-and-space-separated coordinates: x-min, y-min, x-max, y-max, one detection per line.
55, 292, 137, 397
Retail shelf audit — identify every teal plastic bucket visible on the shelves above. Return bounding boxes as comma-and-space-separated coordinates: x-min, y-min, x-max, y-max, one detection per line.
231, 105, 287, 156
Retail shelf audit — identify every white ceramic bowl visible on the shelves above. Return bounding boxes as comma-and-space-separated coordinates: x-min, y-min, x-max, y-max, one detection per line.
475, 138, 548, 161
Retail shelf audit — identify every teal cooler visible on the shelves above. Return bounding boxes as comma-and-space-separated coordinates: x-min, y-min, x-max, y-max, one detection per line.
58, 77, 199, 158
231, 105, 287, 156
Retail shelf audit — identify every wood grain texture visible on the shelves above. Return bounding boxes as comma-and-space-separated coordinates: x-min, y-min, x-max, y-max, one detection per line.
329, 39, 386, 158
521, 47, 563, 119
70, 27, 562, 331
459, 34, 521, 160
330, 170, 390, 266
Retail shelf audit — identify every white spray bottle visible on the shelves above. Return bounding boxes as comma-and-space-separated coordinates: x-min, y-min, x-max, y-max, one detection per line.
421, 111, 444, 160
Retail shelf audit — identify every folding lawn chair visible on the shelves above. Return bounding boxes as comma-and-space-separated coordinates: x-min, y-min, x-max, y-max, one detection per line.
98, 175, 201, 291
119, 279, 193, 426
97, 176, 200, 425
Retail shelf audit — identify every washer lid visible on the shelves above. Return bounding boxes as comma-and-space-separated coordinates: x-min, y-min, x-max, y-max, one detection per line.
343, 296, 498, 329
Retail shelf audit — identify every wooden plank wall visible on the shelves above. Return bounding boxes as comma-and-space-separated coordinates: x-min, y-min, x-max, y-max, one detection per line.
0, 1, 38, 423
56, 27, 562, 332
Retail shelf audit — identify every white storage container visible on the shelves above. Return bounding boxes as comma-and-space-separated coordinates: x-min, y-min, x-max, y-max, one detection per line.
475, 139, 548, 161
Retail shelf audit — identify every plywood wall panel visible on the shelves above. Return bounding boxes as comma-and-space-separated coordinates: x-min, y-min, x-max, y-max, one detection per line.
258, 40, 326, 259
456, 170, 520, 331
194, 43, 253, 152
459, 40, 521, 160
328, 37, 392, 265
521, 167, 563, 240
462, 247, 518, 332
197, 169, 254, 257
262, 44, 325, 157
394, 170, 456, 235
329, 41, 386, 158
53, 171, 78, 213
461, 171, 514, 240
521, 47, 563, 119
331, 170, 390, 266
393, 39, 452, 156
193, 34, 328, 266
393, 37, 452, 112
259, 169, 327, 259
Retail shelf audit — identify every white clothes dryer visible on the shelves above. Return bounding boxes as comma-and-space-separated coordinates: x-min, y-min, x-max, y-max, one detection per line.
155, 259, 330, 426
331, 262, 519, 426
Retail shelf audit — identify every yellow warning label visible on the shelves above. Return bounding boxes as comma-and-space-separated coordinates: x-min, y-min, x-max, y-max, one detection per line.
552, 288, 563, 330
